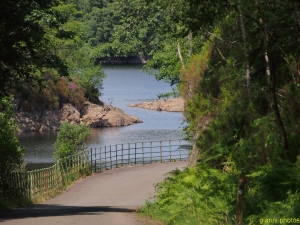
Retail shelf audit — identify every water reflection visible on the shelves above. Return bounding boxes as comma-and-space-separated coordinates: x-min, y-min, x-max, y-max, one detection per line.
89, 127, 186, 148
18, 132, 57, 164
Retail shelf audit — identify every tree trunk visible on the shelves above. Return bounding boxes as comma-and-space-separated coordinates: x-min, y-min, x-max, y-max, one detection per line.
236, 174, 246, 225
177, 39, 185, 68
188, 31, 193, 57
256, 2, 289, 159
239, 10, 251, 97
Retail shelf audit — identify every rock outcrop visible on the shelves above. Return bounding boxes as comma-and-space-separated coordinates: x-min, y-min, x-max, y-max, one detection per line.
15, 101, 142, 132
129, 98, 184, 112
79, 102, 141, 127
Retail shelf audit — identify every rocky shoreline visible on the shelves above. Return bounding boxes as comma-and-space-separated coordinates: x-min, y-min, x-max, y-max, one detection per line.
15, 101, 142, 132
129, 98, 184, 112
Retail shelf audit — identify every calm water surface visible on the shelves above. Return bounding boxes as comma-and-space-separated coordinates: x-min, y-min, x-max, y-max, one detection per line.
18, 65, 186, 168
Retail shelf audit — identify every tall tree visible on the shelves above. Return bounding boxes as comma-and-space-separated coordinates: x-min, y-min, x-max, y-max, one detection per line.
0, 0, 68, 96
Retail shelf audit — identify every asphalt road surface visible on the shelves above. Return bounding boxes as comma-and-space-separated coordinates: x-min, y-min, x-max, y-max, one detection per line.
0, 161, 187, 225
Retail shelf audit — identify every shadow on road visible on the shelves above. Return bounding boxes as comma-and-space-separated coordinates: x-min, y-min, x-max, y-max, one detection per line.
0, 205, 135, 222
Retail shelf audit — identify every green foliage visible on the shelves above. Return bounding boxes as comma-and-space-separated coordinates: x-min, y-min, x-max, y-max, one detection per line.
0, 0, 68, 96
143, 38, 182, 86
10, 1, 106, 108
79, 0, 164, 58
157, 87, 180, 99
0, 97, 24, 174
140, 165, 237, 225
140, 0, 300, 224
141, 162, 300, 225
54, 123, 91, 160
244, 162, 300, 224
247, 191, 300, 225
51, 2, 106, 103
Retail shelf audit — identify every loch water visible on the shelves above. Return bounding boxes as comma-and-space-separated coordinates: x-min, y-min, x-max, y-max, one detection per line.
17, 65, 186, 169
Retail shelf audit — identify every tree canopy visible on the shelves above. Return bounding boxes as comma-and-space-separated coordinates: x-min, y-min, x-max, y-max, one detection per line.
0, 0, 68, 95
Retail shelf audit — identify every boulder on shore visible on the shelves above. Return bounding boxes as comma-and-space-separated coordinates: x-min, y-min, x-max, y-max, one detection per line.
129, 98, 184, 112
15, 101, 142, 132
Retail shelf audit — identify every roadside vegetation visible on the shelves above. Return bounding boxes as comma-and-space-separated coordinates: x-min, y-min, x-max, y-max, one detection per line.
54, 122, 92, 187
137, 0, 300, 224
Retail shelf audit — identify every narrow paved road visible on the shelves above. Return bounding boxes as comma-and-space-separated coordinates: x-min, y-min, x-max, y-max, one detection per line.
0, 161, 187, 225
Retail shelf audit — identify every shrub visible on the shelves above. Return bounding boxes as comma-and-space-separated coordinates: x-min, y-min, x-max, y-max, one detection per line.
54, 122, 91, 160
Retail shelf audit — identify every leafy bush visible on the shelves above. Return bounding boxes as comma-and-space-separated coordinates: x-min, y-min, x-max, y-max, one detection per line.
55, 77, 86, 107
54, 122, 91, 160
247, 191, 300, 225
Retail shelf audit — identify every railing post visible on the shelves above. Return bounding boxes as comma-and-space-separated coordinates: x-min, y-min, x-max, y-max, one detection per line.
99, 147, 102, 171
135, 142, 137, 165
78, 153, 80, 171
116, 145, 118, 168
94, 148, 97, 172
142, 142, 144, 165
169, 140, 172, 162
59, 160, 64, 188
122, 144, 124, 167
38, 170, 42, 200
128, 143, 130, 165
105, 146, 107, 169
29, 171, 34, 201
49, 168, 52, 197
150, 141, 152, 164
179, 140, 182, 161
110, 145, 112, 169
35, 170, 38, 200
160, 141, 162, 163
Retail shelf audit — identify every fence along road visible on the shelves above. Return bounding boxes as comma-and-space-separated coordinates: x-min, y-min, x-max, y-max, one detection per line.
0, 140, 190, 225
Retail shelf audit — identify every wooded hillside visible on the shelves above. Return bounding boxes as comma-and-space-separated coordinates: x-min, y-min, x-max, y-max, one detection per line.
138, 1, 300, 224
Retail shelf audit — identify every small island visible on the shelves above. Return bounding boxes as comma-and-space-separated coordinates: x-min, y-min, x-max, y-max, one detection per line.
129, 98, 184, 112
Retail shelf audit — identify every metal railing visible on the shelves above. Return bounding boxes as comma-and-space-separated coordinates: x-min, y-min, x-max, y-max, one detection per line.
90, 139, 191, 172
0, 151, 90, 202
0, 139, 192, 202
